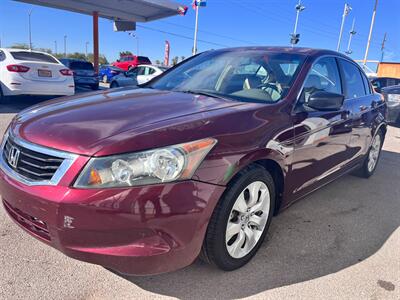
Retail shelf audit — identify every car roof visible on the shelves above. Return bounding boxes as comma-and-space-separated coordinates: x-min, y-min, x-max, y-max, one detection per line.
0, 48, 55, 55
208, 46, 351, 60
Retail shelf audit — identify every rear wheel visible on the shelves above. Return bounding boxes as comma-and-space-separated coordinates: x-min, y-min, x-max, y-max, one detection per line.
200, 165, 275, 271
356, 130, 384, 178
90, 84, 99, 90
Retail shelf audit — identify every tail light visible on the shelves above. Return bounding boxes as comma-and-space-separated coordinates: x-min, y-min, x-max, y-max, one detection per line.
60, 69, 74, 76
7, 65, 30, 73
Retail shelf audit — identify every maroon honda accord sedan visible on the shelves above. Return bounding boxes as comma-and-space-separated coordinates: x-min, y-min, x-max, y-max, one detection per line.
0, 47, 387, 275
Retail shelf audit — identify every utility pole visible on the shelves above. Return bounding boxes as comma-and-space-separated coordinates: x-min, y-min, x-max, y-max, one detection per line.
380, 32, 387, 62
64, 35, 67, 57
337, 3, 352, 52
85, 41, 89, 58
28, 9, 33, 50
54, 40, 57, 54
192, 3, 199, 55
345, 18, 356, 55
363, 0, 378, 66
128, 32, 139, 55
290, 0, 305, 46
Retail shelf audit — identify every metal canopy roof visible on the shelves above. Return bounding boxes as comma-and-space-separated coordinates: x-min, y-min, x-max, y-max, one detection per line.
15, 0, 185, 22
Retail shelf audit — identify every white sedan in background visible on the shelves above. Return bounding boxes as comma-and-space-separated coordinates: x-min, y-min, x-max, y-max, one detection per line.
0, 48, 75, 103
110, 65, 168, 88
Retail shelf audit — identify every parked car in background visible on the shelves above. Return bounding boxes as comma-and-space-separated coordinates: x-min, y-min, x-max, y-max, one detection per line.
370, 77, 400, 93
381, 85, 400, 124
0, 48, 74, 103
60, 58, 99, 90
112, 55, 151, 71
110, 65, 168, 88
0, 47, 387, 276
98, 65, 124, 83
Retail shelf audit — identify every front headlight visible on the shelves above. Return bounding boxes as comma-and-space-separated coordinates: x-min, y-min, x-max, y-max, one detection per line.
387, 94, 400, 103
74, 138, 217, 188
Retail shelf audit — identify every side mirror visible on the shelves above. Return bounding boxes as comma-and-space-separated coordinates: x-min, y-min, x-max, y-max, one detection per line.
307, 91, 344, 111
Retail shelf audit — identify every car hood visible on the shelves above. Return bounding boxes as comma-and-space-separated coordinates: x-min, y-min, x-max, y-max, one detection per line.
11, 88, 242, 156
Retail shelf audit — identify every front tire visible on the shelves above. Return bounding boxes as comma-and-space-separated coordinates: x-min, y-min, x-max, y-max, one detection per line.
0, 86, 10, 104
201, 165, 275, 271
356, 130, 384, 178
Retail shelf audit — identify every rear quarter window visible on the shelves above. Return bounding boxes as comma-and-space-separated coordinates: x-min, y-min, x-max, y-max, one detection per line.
138, 56, 151, 64
10, 51, 58, 63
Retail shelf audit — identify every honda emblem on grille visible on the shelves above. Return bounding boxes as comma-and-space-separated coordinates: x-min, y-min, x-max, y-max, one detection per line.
7, 146, 20, 168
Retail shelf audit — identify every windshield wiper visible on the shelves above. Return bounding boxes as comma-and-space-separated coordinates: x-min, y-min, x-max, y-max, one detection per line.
175, 89, 226, 100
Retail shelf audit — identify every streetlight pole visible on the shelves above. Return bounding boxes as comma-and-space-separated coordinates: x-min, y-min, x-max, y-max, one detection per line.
128, 32, 139, 55
337, 3, 351, 52
64, 35, 67, 57
85, 41, 89, 58
380, 32, 387, 62
28, 9, 33, 50
345, 18, 356, 55
192, 4, 199, 55
363, 0, 379, 66
290, 0, 305, 46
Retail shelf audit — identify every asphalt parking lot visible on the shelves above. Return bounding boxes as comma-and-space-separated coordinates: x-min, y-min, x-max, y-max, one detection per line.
0, 91, 399, 300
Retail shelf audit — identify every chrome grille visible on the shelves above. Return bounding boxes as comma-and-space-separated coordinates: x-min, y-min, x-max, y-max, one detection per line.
2, 137, 64, 181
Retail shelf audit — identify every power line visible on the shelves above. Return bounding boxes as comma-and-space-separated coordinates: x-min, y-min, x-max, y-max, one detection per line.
158, 20, 258, 45
136, 24, 229, 48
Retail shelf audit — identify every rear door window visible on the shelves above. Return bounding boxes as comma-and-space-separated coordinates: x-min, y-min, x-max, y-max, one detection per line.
339, 59, 366, 99
301, 57, 342, 103
10, 51, 58, 63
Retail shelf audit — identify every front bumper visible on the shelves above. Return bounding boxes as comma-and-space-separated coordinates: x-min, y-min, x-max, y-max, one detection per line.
0, 165, 225, 275
74, 76, 99, 86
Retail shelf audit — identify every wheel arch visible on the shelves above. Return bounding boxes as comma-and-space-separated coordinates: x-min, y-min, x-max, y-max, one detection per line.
223, 150, 287, 215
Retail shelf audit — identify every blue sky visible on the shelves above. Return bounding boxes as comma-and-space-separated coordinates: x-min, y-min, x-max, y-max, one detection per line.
0, 0, 399, 66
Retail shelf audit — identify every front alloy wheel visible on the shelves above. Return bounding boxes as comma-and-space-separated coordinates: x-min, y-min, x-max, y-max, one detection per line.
355, 129, 384, 178
201, 165, 275, 271
226, 181, 270, 258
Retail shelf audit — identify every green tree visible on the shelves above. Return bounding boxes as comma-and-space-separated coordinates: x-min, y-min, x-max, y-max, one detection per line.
10, 43, 30, 49
180, 56, 186, 62
155, 59, 161, 65
171, 56, 179, 66
119, 51, 133, 57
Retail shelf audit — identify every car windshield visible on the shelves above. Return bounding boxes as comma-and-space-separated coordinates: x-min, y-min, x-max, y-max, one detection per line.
69, 61, 94, 70
10, 51, 58, 64
149, 50, 305, 103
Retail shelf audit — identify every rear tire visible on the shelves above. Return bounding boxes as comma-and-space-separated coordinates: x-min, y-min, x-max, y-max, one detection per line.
355, 129, 384, 178
91, 84, 99, 90
200, 165, 275, 271
110, 81, 119, 89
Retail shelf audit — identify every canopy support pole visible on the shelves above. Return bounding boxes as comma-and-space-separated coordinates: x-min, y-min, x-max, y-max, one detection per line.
93, 11, 99, 73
